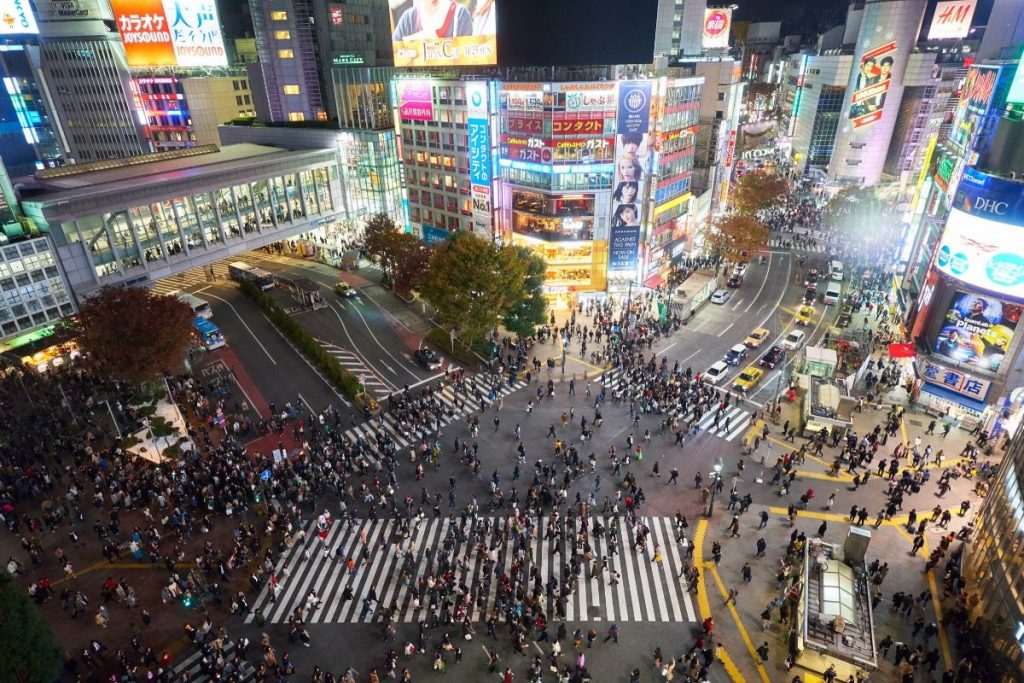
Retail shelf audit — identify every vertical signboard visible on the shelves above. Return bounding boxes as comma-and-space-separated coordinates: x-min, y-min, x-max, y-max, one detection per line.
702, 8, 731, 49
0, 0, 39, 34
609, 81, 652, 275
848, 41, 897, 128
109, 0, 228, 67
467, 80, 492, 235
397, 81, 434, 121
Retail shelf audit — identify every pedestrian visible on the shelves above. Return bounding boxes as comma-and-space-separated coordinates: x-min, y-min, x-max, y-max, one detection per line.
741, 563, 752, 583
756, 537, 766, 557
756, 641, 769, 662
603, 624, 619, 643
586, 627, 597, 648
760, 606, 772, 631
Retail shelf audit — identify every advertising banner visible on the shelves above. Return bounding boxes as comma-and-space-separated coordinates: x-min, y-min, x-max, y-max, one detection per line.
927, 0, 977, 40
609, 225, 641, 272
507, 116, 543, 134
34, 0, 107, 21
701, 8, 731, 49
617, 81, 652, 135
934, 291, 1021, 372
390, 0, 497, 68
397, 81, 434, 121
848, 41, 896, 128
503, 136, 614, 164
562, 83, 617, 112
608, 80, 652, 274
934, 168, 1024, 300
110, 0, 227, 67
917, 359, 991, 401
949, 65, 1002, 150
468, 118, 491, 186
1, 0, 38, 34
1009, 60, 1024, 105
552, 116, 608, 136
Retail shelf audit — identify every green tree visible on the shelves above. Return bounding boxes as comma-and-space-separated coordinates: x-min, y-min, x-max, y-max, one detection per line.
729, 169, 789, 216
0, 572, 64, 683
363, 213, 402, 281
703, 213, 769, 262
501, 246, 548, 338
390, 232, 432, 294
72, 286, 194, 384
420, 232, 528, 345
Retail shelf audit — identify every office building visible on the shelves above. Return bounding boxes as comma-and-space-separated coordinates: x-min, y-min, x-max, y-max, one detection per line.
135, 75, 255, 151
654, 0, 708, 58
0, 44, 64, 176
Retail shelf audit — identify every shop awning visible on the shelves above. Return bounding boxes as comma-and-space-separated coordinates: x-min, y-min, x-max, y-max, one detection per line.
644, 273, 665, 289
920, 382, 987, 414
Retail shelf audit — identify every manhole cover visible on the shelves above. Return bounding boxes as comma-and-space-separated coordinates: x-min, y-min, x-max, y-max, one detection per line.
907, 419, 922, 427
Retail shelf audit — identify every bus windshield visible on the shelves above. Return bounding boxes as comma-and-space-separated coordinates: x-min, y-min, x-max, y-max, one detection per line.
193, 317, 226, 350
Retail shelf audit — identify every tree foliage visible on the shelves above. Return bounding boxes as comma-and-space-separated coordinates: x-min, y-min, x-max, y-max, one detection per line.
419, 232, 529, 345
501, 246, 548, 338
703, 214, 770, 262
362, 213, 431, 294
73, 285, 194, 384
0, 572, 64, 683
729, 169, 789, 216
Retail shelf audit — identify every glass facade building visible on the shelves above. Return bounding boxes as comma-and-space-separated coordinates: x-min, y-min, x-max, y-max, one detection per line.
0, 45, 64, 176
806, 85, 845, 169
0, 236, 74, 340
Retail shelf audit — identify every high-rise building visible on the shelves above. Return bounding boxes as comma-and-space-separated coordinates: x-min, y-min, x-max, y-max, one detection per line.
135, 75, 255, 151
654, 0, 708, 58
32, 4, 150, 162
248, 0, 393, 123
785, 54, 855, 176
0, 44, 64, 176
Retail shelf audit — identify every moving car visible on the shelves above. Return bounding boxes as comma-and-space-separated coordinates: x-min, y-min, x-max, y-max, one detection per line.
759, 345, 786, 369
711, 289, 732, 304
830, 260, 844, 281
784, 329, 806, 350
727, 275, 743, 288
823, 282, 842, 305
724, 344, 748, 366
335, 281, 356, 297
703, 361, 730, 386
795, 305, 814, 326
744, 327, 770, 348
803, 286, 818, 305
413, 347, 443, 370
733, 262, 748, 277
732, 365, 766, 394
805, 268, 819, 287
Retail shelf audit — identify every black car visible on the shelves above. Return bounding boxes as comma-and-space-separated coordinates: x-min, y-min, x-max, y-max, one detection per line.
727, 275, 743, 288
804, 268, 819, 287
759, 345, 786, 369
413, 348, 443, 370
803, 286, 817, 304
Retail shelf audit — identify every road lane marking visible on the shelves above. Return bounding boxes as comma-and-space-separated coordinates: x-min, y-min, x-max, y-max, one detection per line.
203, 292, 276, 365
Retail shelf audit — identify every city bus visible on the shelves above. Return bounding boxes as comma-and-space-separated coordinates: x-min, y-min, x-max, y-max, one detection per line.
177, 292, 213, 319
193, 316, 226, 350
227, 261, 275, 290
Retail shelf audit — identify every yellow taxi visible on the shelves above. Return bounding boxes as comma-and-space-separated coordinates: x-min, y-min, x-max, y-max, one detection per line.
744, 327, 771, 348
796, 305, 814, 326
732, 365, 766, 394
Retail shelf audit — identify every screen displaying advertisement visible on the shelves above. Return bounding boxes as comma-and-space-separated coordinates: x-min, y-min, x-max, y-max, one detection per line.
927, 0, 977, 40
848, 41, 896, 128
389, 0, 497, 68
110, 0, 227, 67
933, 291, 1021, 372
949, 65, 1002, 149
608, 80, 652, 274
933, 169, 1024, 300
1007, 58, 1024, 105
1, 0, 38, 34
397, 81, 434, 121
701, 8, 731, 49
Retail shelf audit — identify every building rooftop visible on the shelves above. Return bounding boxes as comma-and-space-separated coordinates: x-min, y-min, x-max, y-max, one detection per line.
23, 144, 329, 205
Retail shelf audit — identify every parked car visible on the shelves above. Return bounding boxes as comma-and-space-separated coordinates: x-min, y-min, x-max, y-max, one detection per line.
732, 365, 766, 394
413, 347, 443, 370
733, 262, 748, 277
724, 344, 748, 365
784, 329, 807, 350
703, 361, 730, 385
759, 345, 786, 369
711, 289, 732, 304
744, 327, 770, 348
727, 275, 744, 288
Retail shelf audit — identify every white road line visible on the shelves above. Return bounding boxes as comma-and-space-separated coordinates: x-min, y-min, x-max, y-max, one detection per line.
744, 251, 773, 313
203, 292, 277, 365
650, 518, 683, 622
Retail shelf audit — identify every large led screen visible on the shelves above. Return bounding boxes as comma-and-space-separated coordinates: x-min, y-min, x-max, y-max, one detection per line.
934, 169, 1024, 301
110, 0, 228, 67
934, 291, 1021, 372
0, 0, 38, 35
389, 0, 497, 68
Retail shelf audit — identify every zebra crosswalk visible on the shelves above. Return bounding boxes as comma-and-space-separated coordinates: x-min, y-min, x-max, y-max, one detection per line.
334, 373, 527, 468
599, 370, 754, 442
246, 515, 696, 626
171, 640, 256, 683
149, 262, 237, 296
316, 339, 394, 399
767, 238, 828, 253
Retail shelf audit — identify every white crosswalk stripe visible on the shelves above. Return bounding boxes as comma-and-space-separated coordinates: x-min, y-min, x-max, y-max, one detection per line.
315, 339, 395, 398
247, 515, 697, 625
767, 238, 828, 253
598, 369, 754, 442
170, 640, 256, 683
149, 262, 241, 295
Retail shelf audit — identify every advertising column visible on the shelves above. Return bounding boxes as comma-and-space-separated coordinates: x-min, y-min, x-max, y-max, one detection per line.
466, 80, 493, 239
608, 80, 652, 283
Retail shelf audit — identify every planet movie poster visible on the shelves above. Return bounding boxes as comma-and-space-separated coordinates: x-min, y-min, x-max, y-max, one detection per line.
933, 291, 1021, 372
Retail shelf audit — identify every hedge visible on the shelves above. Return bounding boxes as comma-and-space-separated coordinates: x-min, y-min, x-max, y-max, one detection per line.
424, 327, 495, 369
238, 279, 363, 399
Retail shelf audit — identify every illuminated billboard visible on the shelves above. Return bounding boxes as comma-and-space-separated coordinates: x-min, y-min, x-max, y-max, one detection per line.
934, 291, 1020, 372
396, 81, 434, 121
1008, 58, 1024, 106
110, 0, 228, 68
949, 65, 1001, 149
608, 81, 652, 274
0, 0, 38, 34
701, 8, 731, 49
934, 169, 1024, 301
927, 0, 977, 40
389, 0, 497, 68
848, 41, 896, 128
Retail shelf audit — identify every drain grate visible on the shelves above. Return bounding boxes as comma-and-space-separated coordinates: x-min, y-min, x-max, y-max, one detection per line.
907, 419, 923, 427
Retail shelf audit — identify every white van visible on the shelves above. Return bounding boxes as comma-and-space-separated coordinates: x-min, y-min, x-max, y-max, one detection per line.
830, 261, 844, 282
823, 282, 842, 305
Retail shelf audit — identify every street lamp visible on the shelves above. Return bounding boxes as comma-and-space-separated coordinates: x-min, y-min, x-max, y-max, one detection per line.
560, 334, 568, 375
706, 457, 724, 517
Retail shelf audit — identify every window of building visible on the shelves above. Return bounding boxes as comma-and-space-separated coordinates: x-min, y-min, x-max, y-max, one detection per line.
284, 85, 301, 95
288, 112, 305, 122
274, 30, 291, 40
278, 49, 294, 58
271, 11, 288, 20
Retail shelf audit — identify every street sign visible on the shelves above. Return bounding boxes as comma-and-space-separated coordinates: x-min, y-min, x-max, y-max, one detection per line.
260, 469, 271, 481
